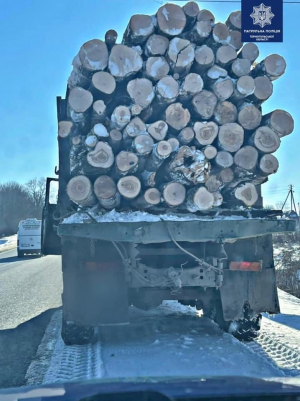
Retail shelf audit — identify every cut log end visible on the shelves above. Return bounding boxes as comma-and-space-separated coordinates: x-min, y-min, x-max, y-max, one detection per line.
157, 4, 187, 36
145, 56, 170, 81
91, 71, 116, 95
252, 76, 273, 102
219, 167, 234, 183
235, 183, 258, 207
167, 137, 180, 152
187, 187, 214, 211
240, 43, 259, 62
105, 30, 118, 50
194, 121, 219, 146
234, 146, 258, 171
215, 151, 234, 168
144, 188, 161, 205
229, 31, 243, 51
178, 127, 195, 145
79, 39, 109, 72
133, 134, 154, 155
264, 109, 294, 138
197, 9, 215, 23
165, 103, 191, 131
226, 11, 241, 30
231, 59, 251, 78
192, 90, 218, 120
156, 76, 179, 103
214, 101, 237, 125
58, 121, 73, 138
145, 34, 169, 57
127, 78, 154, 109
264, 54, 286, 80
94, 175, 117, 200
219, 123, 244, 152
109, 45, 143, 79
202, 145, 217, 160
117, 176, 141, 199
68, 87, 93, 114
116, 151, 139, 174
66, 176, 96, 207
238, 104, 262, 131
87, 142, 114, 169
163, 182, 186, 206
251, 126, 280, 154
148, 120, 168, 141
259, 154, 279, 175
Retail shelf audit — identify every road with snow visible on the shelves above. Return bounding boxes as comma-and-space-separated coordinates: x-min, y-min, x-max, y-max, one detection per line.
0, 248, 62, 329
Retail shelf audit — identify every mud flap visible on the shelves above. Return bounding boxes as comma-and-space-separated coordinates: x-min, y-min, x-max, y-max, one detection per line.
62, 238, 129, 326
220, 268, 280, 321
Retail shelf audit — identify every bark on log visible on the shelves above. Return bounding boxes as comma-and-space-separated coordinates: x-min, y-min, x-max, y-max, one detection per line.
58, 121, 74, 138
89, 71, 116, 100
66, 176, 97, 207
262, 109, 294, 138
117, 176, 141, 199
94, 175, 121, 210
108, 129, 122, 152
214, 101, 237, 125
186, 186, 214, 212
251, 54, 286, 81
194, 121, 219, 146
182, 1, 200, 28
132, 134, 154, 156
249, 126, 280, 154
145, 56, 170, 81
110, 106, 131, 130
211, 77, 234, 101
145, 141, 172, 171
156, 76, 179, 104
92, 100, 107, 124
216, 45, 237, 68
234, 183, 258, 207
156, 4, 186, 37
114, 151, 139, 176
167, 137, 180, 152
147, 120, 168, 141
127, 78, 155, 109
215, 151, 233, 168
202, 145, 217, 160
237, 102, 262, 131
141, 171, 157, 187
68, 59, 91, 90
230, 76, 255, 102
259, 154, 279, 175
212, 191, 223, 207
123, 117, 147, 140
248, 76, 273, 104
86, 141, 114, 173
78, 39, 109, 74
182, 21, 212, 45
165, 146, 210, 185
108, 45, 143, 80
193, 45, 215, 75
178, 127, 195, 145
162, 182, 186, 207
71, 135, 83, 146
229, 31, 243, 51
165, 103, 191, 131
131, 104, 143, 116
205, 175, 223, 193
192, 90, 218, 119
226, 11, 241, 30
68, 87, 93, 124
234, 146, 258, 171
219, 167, 234, 183
179, 73, 203, 102
239, 43, 259, 62
231, 59, 251, 78
105, 30, 118, 51
123, 14, 155, 44
218, 123, 244, 152
197, 9, 215, 23
145, 34, 169, 57
166, 38, 195, 77
133, 188, 161, 209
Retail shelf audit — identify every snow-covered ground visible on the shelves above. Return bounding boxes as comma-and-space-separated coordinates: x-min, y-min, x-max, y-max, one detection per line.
26, 289, 300, 386
0, 234, 17, 253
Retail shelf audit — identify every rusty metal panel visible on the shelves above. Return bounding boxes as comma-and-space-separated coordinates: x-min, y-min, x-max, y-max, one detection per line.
58, 219, 296, 243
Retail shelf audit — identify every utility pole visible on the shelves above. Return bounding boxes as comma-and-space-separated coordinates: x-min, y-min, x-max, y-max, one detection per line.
282, 185, 298, 214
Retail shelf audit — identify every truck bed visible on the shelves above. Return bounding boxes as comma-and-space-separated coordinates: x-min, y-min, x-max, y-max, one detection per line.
58, 209, 296, 243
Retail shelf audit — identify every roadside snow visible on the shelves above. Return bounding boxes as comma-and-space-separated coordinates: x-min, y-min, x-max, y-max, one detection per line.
0, 234, 17, 252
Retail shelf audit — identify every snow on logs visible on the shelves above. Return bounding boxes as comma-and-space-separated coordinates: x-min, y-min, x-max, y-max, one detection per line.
63, 2, 293, 211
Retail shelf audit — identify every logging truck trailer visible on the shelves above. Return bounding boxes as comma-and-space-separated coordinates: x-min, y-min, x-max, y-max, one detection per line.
41, 95, 296, 345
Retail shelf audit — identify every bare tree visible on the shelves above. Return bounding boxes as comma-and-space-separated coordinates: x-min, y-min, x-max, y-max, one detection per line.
264, 204, 274, 210
275, 200, 285, 210
0, 182, 35, 235
25, 177, 46, 217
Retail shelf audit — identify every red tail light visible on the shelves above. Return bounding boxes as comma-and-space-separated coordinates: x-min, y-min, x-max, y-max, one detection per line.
230, 261, 262, 271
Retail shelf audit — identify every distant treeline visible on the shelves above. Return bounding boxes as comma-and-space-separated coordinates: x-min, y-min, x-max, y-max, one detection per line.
0, 178, 46, 236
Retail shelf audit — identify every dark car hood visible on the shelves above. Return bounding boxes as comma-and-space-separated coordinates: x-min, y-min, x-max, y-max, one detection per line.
1, 376, 300, 401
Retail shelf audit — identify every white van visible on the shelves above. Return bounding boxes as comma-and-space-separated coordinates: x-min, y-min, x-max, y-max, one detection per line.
17, 218, 42, 257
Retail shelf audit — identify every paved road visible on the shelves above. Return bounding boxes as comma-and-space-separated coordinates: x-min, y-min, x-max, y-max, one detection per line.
0, 249, 62, 329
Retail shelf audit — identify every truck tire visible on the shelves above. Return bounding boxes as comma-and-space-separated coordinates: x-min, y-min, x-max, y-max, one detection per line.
61, 317, 95, 345
203, 299, 261, 342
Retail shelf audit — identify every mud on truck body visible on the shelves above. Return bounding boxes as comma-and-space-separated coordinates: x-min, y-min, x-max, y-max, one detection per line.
42, 94, 296, 345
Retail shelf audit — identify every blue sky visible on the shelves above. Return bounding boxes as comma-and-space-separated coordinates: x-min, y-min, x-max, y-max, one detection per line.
0, 0, 299, 206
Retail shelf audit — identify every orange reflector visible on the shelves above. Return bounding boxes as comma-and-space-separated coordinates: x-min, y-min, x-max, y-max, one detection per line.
230, 261, 262, 271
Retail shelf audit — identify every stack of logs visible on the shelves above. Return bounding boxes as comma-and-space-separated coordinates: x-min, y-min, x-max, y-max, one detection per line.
59, 2, 294, 213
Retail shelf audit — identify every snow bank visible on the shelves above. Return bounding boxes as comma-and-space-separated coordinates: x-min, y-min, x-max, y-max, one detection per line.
0, 234, 17, 252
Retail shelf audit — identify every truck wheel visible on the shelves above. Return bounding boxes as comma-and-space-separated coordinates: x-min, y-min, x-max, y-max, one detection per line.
203, 300, 261, 341
61, 318, 95, 345
17, 249, 23, 258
